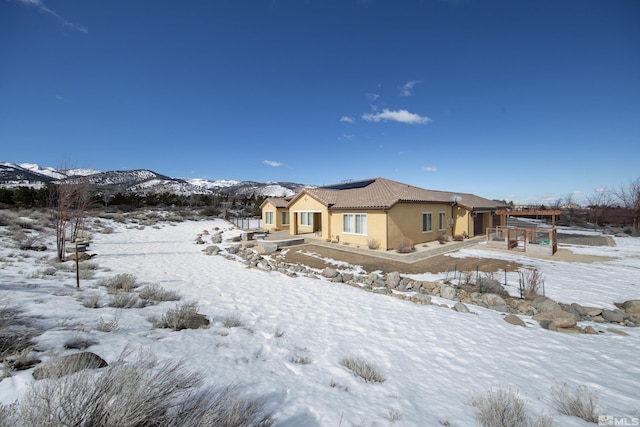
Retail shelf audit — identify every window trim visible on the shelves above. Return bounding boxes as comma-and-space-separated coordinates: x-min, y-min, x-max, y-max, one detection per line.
422, 212, 433, 233
438, 211, 447, 231
265, 211, 274, 225
343, 213, 367, 235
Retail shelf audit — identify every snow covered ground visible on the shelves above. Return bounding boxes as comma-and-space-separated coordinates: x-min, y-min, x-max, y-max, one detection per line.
0, 215, 638, 426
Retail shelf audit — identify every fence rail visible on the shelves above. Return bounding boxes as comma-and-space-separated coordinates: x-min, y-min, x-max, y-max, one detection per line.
229, 217, 262, 230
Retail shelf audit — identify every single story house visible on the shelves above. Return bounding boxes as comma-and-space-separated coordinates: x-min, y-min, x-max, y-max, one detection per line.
261, 177, 507, 250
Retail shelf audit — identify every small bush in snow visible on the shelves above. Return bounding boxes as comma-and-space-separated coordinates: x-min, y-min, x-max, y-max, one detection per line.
0, 356, 273, 427
551, 382, 600, 423
522, 268, 544, 299
0, 305, 40, 361
151, 303, 208, 331
81, 293, 101, 308
138, 284, 181, 302
98, 273, 138, 293
221, 313, 244, 328
340, 357, 386, 383
108, 293, 143, 309
469, 387, 553, 427
96, 317, 119, 332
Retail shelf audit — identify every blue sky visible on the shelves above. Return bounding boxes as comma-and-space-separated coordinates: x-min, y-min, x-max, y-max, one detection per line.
1, 0, 639, 204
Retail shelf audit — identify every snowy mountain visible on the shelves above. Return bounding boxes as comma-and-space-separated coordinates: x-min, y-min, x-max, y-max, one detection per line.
0, 162, 307, 197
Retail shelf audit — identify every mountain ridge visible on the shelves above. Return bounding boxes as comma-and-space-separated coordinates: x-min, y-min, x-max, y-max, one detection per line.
0, 162, 308, 197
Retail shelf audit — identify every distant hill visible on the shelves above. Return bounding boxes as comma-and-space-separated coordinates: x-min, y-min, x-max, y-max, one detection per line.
0, 162, 308, 197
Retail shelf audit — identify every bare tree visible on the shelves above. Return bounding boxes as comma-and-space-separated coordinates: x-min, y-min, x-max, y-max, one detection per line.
561, 193, 580, 226
52, 177, 93, 262
586, 188, 612, 230
614, 177, 640, 235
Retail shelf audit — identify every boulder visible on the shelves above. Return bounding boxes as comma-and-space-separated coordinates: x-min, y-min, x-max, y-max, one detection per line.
33, 352, 108, 380
533, 310, 577, 329
411, 294, 432, 305
504, 314, 526, 327
572, 303, 602, 317
601, 309, 624, 323
621, 300, 640, 315
321, 267, 339, 278
440, 284, 457, 301
366, 272, 379, 285
560, 303, 581, 319
479, 293, 508, 312
453, 302, 470, 313
607, 328, 629, 336
532, 296, 561, 313
67, 252, 97, 262
385, 272, 401, 289
583, 325, 598, 335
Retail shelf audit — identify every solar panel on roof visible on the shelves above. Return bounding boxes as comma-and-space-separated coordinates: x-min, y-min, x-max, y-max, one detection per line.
321, 179, 375, 190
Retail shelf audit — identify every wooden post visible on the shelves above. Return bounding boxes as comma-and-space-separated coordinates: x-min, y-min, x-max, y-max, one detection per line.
75, 240, 80, 289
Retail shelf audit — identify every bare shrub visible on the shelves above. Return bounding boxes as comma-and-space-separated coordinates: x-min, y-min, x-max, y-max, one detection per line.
394, 236, 414, 253
98, 273, 138, 293
521, 268, 544, 299
551, 382, 600, 423
290, 355, 313, 365
469, 387, 554, 427
340, 356, 386, 383
101, 226, 114, 234
0, 305, 41, 362
107, 293, 142, 309
81, 293, 101, 309
366, 238, 380, 250
151, 303, 209, 331
96, 317, 119, 332
222, 313, 244, 328
0, 355, 273, 427
138, 284, 181, 302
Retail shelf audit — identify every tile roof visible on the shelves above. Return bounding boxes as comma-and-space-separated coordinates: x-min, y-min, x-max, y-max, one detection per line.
296, 177, 505, 211
261, 197, 291, 208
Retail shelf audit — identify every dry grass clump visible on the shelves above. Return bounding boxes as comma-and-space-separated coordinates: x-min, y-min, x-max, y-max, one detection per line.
98, 273, 138, 293
0, 304, 43, 374
96, 317, 119, 332
107, 293, 145, 309
340, 356, 386, 383
221, 313, 244, 329
150, 303, 209, 331
469, 387, 553, 427
138, 284, 181, 302
551, 382, 600, 423
0, 356, 273, 427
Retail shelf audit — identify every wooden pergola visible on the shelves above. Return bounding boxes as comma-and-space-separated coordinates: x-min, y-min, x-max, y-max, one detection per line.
496, 209, 562, 228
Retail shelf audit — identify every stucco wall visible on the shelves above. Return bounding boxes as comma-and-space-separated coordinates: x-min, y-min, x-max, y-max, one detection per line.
328, 210, 388, 249
387, 203, 453, 249
261, 201, 287, 231
288, 193, 328, 237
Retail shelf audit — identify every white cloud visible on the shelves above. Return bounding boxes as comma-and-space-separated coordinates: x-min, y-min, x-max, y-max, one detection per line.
422, 166, 437, 172
399, 80, 421, 96
16, 0, 87, 33
339, 116, 355, 123
263, 160, 283, 167
361, 109, 431, 125
338, 134, 354, 141
365, 93, 380, 102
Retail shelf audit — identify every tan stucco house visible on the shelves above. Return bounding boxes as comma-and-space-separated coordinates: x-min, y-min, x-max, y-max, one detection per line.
261, 177, 506, 250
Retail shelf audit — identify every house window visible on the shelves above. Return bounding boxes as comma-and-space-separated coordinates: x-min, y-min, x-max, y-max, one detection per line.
439, 212, 446, 231
422, 212, 432, 233
300, 212, 313, 226
282, 211, 289, 225
343, 213, 367, 235
265, 211, 274, 225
